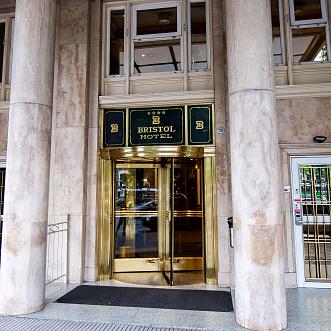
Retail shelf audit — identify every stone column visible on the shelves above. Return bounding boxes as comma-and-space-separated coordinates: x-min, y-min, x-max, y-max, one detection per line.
226, 1, 287, 330
0, 0, 56, 315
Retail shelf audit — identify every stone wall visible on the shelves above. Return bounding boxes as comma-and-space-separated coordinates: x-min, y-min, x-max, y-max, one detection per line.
0, 114, 8, 157
277, 97, 331, 144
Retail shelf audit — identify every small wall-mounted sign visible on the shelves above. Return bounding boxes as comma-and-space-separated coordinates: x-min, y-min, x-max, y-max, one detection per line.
104, 109, 126, 147
188, 105, 213, 145
283, 185, 291, 193
129, 107, 184, 146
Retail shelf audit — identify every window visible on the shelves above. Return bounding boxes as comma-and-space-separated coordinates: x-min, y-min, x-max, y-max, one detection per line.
0, 167, 5, 259
0, 14, 14, 97
107, 9, 125, 76
132, 3, 181, 40
105, 1, 211, 78
132, 2, 181, 74
134, 39, 181, 73
189, 1, 209, 71
271, 0, 285, 64
290, 0, 327, 25
0, 21, 5, 82
292, 27, 328, 62
289, 0, 330, 63
0, 167, 5, 217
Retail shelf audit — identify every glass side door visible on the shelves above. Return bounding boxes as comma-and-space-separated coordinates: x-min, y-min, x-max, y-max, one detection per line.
113, 163, 162, 272
172, 158, 204, 282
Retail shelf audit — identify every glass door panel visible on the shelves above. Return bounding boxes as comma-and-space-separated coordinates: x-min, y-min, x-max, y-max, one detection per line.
173, 159, 204, 274
114, 166, 160, 271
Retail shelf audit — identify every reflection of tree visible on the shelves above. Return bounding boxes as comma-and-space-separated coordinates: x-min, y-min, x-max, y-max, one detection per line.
319, 45, 328, 62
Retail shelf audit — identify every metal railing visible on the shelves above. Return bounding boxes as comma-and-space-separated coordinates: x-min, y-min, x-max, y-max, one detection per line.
46, 215, 69, 284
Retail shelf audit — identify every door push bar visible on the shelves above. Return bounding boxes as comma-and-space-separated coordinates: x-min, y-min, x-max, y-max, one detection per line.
227, 217, 234, 248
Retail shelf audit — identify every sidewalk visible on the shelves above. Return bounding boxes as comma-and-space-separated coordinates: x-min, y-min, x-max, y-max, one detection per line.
0, 282, 330, 330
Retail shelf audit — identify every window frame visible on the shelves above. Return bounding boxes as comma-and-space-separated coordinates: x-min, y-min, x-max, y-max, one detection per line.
188, 0, 211, 72
290, 24, 331, 63
272, 0, 286, 65
106, 6, 127, 78
132, 1, 181, 41
131, 1, 183, 76
0, 12, 15, 101
289, 0, 328, 26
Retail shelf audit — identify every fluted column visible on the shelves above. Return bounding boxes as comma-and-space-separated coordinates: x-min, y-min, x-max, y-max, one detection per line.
226, 1, 287, 330
0, 0, 57, 315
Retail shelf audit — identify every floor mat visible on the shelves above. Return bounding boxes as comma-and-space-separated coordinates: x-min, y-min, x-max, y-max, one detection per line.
56, 285, 233, 312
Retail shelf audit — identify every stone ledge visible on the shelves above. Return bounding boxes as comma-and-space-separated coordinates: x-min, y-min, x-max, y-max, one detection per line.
0, 102, 9, 113
276, 83, 331, 99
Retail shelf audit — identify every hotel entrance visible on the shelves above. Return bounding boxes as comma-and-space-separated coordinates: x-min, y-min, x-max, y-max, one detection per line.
98, 147, 217, 286
113, 157, 204, 285
98, 105, 217, 285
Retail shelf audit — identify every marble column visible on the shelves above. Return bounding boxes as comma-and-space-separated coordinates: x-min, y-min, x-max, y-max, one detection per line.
226, 1, 287, 330
0, 0, 56, 315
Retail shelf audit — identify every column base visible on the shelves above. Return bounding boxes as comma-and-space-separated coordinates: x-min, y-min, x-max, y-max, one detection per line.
236, 317, 287, 331
0, 303, 45, 316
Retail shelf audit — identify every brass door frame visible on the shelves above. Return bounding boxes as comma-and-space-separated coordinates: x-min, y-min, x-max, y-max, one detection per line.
97, 146, 218, 284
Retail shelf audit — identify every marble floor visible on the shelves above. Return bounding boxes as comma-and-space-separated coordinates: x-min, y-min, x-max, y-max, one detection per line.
1, 281, 330, 330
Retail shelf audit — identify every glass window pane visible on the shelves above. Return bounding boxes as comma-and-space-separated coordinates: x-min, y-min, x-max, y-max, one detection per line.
0, 168, 5, 216
136, 6, 178, 36
0, 23, 5, 82
109, 10, 125, 75
271, 0, 283, 64
134, 39, 181, 74
293, 0, 322, 22
114, 168, 158, 259
190, 2, 207, 70
292, 27, 328, 63
9, 18, 14, 83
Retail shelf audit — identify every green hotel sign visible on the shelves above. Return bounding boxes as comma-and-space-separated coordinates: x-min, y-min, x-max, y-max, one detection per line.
129, 107, 184, 146
103, 105, 213, 148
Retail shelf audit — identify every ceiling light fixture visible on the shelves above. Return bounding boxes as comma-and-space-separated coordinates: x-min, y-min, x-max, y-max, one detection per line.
158, 12, 170, 25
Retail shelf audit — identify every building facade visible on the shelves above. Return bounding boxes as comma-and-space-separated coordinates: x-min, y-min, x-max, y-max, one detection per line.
0, 0, 330, 330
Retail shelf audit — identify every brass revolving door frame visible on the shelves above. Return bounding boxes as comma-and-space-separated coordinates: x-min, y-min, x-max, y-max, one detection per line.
97, 146, 218, 285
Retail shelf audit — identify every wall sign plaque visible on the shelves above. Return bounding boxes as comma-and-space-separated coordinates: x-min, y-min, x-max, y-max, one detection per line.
104, 109, 126, 147
128, 107, 184, 146
188, 105, 213, 145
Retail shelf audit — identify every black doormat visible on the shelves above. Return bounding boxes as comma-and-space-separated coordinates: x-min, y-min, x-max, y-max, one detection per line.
56, 285, 233, 312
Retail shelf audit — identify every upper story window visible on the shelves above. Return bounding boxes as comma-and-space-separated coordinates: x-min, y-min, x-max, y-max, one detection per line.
271, 0, 285, 65
133, 3, 181, 40
289, 0, 330, 63
0, 167, 5, 217
271, 0, 330, 65
105, 1, 210, 78
107, 8, 125, 76
0, 13, 14, 100
290, 0, 327, 24
132, 2, 182, 74
189, 1, 209, 71
0, 21, 5, 83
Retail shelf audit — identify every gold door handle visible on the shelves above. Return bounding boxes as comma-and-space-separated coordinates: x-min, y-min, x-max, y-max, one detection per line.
161, 210, 171, 222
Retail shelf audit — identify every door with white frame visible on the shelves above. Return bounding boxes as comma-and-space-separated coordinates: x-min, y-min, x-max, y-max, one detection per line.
291, 156, 331, 288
